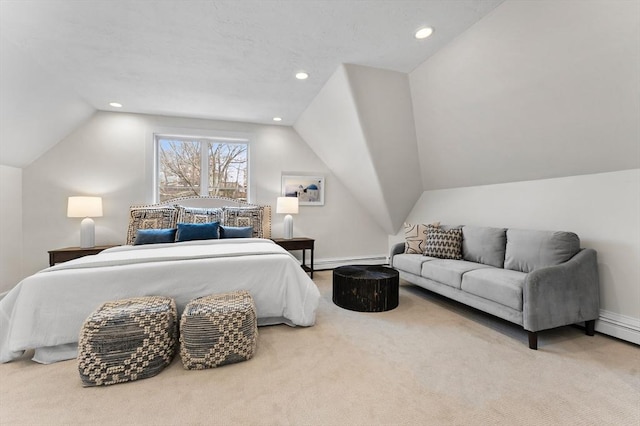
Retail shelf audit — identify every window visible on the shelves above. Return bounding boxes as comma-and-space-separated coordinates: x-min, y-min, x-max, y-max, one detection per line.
155, 135, 248, 202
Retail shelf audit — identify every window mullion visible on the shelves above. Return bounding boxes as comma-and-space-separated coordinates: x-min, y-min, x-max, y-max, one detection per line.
200, 141, 208, 196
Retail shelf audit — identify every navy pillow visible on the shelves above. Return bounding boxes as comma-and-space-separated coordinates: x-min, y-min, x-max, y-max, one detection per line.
220, 225, 253, 239
176, 222, 220, 242
134, 228, 177, 245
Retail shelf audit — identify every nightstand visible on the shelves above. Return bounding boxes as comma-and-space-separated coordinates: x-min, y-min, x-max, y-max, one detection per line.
48, 245, 119, 266
271, 237, 315, 278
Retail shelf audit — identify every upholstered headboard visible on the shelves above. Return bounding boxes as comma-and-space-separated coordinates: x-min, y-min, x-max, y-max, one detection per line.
127, 196, 271, 244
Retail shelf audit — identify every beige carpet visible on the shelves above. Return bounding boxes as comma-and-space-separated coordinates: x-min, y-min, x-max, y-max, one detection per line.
1, 271, 638, 425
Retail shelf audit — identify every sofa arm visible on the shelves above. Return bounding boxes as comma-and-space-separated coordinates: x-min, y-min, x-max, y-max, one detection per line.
523, 248, 600, 332
389, 242, 406, 265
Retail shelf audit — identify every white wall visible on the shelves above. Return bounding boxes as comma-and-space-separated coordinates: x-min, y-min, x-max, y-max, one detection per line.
295, 64, 422, 234
410, 0, 640, 190
19, 111, 388, 281
345, 64, 422, 234
393, 170, 640, 343
402, 0, 640, 343
0, 165, 22, 294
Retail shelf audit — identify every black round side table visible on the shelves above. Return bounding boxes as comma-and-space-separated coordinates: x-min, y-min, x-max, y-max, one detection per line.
332, 265, 399, 312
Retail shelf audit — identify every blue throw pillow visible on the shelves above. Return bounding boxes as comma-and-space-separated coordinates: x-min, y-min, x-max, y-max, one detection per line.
176, 222, 220, 242
134, 228, 177, 245
220, 225, 253, 239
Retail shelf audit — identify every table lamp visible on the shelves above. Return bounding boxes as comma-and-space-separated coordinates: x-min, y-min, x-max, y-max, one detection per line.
67, 196, 103, 248
276, 196, 298, 239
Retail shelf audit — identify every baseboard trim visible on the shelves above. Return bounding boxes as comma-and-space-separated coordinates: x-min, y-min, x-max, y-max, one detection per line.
596, 310, 640, 345
314, 255, 388, 271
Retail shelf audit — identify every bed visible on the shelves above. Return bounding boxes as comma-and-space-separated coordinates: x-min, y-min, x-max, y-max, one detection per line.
0, 196, 321, 364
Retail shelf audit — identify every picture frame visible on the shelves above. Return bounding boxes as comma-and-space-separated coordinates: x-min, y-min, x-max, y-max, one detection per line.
281, 175, 325, 206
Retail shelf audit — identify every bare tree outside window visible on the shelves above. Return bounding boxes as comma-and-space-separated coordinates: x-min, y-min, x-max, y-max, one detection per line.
157, 136, 248, 202
208, 142, 247, 200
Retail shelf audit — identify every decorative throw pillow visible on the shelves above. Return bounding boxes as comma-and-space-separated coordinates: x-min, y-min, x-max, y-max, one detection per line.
404, 223, 443, 254
176, 206, 223, 224
176, 222, 220, 242
219, 225, 253, 239
223, 206, 264, 238
425, 227, 463, 260
127, 207, 178, 245
404, 223, 429, 254
134, 228, 177, 245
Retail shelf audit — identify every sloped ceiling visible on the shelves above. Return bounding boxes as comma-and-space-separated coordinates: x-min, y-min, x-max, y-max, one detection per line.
0, 37, 94, 168
0, 0, 503, 167
410, 0, 640, 190
295, 64, 422, 234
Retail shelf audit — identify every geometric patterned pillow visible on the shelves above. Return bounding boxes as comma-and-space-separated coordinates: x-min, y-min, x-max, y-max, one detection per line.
425, 227, 463, 260
222, 206, 264, 239
176, 205, 223, 225
404, 223, 429, 254
126, 207, 178, 245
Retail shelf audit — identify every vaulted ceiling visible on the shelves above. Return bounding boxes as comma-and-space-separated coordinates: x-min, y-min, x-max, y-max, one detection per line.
0, 0, 503, 167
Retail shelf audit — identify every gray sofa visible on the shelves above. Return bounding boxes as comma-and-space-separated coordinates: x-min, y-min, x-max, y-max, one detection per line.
390, 226, 600, 349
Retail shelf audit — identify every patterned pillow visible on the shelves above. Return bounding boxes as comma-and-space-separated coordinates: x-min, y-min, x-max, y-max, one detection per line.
404, 223, 429, 254
176, 205, 223, 224
127, 207, 178, 245
223, 206, 264, 238
425, 227, 463, 260
405, 223, 443, 254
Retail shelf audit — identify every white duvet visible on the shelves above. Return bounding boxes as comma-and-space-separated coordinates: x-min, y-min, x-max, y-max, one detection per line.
0, 238, 320, 364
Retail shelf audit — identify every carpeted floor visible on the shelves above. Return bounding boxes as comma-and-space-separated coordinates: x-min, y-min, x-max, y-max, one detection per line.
0, 270, 638, 425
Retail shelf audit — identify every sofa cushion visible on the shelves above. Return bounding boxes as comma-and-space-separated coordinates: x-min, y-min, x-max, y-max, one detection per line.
461, 268, 526, 311
425, 227, 463, 260
504, 229, 580, 273
392, 254, 436, 276
421, 259, 492, 289
462, 226, 507, 268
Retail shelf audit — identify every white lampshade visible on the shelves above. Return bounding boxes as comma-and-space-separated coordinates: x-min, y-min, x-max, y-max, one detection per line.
276, 196, 299, 214
67, 196, 103, 248
67, 196, 103, 218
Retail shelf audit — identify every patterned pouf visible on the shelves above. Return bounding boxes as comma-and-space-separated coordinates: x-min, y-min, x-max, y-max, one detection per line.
180, 290, 258, 370
78, 296, 178, 386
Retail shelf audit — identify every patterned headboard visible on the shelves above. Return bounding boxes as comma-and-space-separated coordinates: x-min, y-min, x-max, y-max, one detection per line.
127, 196, 272, 244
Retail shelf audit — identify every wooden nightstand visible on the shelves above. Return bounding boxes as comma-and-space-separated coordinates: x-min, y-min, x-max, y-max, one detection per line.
48, 245, 119, 266
271, 237, 315, 278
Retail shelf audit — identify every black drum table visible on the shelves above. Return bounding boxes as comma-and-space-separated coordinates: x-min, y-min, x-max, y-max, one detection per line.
332, 265, 399, 312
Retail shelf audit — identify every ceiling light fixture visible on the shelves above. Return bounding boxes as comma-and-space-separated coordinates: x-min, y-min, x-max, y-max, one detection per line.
414, 27, 434, 39
109, 102, 123, 108
273, 117, 282, 122
295, 72, 309, 80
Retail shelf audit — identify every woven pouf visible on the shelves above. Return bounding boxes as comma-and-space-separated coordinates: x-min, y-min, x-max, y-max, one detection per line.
180, 290, 258, 370
78, 296, 178, 386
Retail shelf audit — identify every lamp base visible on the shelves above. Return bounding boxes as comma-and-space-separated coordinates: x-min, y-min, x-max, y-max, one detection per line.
283, 214, 293, 239
80, 217, 96, 248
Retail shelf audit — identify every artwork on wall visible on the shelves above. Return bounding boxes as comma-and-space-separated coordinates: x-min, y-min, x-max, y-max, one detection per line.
281, 175, 325, 206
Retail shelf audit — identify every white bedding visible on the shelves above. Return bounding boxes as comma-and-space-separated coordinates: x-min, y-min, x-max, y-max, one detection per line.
0, 238, 320, 364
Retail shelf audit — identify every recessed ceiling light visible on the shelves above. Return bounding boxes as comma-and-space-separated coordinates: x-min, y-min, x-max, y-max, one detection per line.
109, 102, 123, 108
273, 117, 282, 122
295, 72, 309, 80
414, 27, 434, 39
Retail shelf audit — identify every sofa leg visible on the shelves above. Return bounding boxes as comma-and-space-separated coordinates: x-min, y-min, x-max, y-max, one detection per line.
528, 331, 538, 350
585, 319, 595, 336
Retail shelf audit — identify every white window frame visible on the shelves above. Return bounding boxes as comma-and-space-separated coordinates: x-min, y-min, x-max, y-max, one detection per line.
152, 129, 251, 203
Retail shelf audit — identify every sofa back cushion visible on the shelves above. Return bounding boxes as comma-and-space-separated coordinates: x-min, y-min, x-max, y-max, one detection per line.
462, 226, 507, 268
504, 229, 580, 273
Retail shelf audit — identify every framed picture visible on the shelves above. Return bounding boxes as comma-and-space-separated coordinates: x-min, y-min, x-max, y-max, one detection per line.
281, 175, 325, 206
